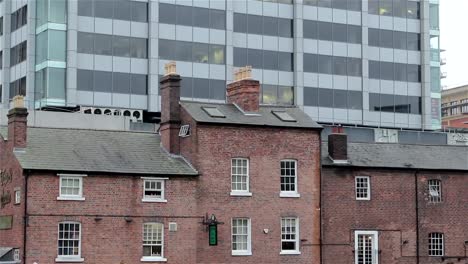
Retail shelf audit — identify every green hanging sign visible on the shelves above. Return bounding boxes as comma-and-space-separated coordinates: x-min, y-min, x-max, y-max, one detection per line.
209, 224, 217, 246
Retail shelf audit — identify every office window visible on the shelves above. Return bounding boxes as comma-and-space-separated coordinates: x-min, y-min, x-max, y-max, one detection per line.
78, 0, 93, 16
333, 56, 347, 76
132, 1, 148, 22
130, 38, 147, 58
304, 53, 318, 73
333, 23, 347, 43
131, 74, 148, 95
77, 32, 94, 54
281, 217, 299, 253
428, 179, 441, 203
77, 70, 94, 91
57, 222, 82, 261
193, 78, 209, 99
348, 91, 363, 110
394, 95, 409, 113
303, 20, 317, 39
142, 223, 165, 260
304, 87, 318, 107
318, 88, 333, 108
278, 18, 293, 38
407, 1, 420, 19
355, 231, 378, 264
209, 44, 225, 64
142, 178, 166, 202
210, 9, 226, 30
113, 72, 131, 94
159, 3, 176, 24
231, 158, 250, 195
114, 0, 131, 21
9, 77, 26, 99
318, 55, 333, 74
192, 42, 209, 63
318, 21, 332, 41
94, 0, 113, 19
407, 32, 420, 51
10, 41, 27, 66
248, 15, 263, 35
347, 25, 362, 44
334, 89, 348, 108
0, 17, 3, 36
113, 35, 131, 57
355, 176, 370, 200
232, 218, 251, 255
280, 160, 298, 196
94, 71, 112, 92
58, 175, 85, 200
428, 233, 444, 256
94, 34, 113, 56
11, 5, 27, 32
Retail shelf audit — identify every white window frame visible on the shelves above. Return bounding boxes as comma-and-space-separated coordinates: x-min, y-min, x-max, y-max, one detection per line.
428, 179, 442, 203
280, 159, 300, 198
141, 223, 166, 262
141, 177, 168, 203
57, 174, 86, 201
428, 232, 444, 256
231, 218, 252, 256
280, 217, 301, 255
354, 230, 379, 264
56, 222, 84, 262
230, 158, 252, 197
14, 189, 20, 204
355, 176, 371, 200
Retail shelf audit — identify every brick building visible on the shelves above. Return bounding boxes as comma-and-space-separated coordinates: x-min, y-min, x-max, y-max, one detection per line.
321, 130, 468, 264
442, 85, 468, 129
0, 66, 322, 264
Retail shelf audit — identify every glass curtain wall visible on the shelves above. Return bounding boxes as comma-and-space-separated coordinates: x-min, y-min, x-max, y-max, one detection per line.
429, 2, 441, 129
35, 0, 67, 108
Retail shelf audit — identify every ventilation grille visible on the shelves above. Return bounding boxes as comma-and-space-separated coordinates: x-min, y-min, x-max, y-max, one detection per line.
80, 107, 143, 122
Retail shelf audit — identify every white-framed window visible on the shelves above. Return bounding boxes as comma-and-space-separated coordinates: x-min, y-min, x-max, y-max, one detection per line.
355, 176, 370, 200
280, 217, 300, 254
231, 158, 251, 196
57, 174, 86, 201
13, 248, 19, 261
280, 160, 300, 198
355, 230, 378, 264
56, 222, 84, 262
14, 189, 20, 204
142, 178, 168, 202
428, 232, 444, 256
428, 179, 442, 203
231, 218, 251, 255
141, 223, 166, 262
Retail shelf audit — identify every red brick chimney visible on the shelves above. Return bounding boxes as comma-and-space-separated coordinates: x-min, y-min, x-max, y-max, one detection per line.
7, 95, 28, 148
160, 62, 181, 155
328, 126, 348, 163
227, 66, 260, 112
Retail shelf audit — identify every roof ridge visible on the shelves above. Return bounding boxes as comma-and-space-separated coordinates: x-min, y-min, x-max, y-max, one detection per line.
24, 126, 157, 134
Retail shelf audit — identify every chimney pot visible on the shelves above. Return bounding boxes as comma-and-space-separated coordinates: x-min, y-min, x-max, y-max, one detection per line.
7, 96, 28, 149
328, 127, 348, 163
227, 66, 260, 113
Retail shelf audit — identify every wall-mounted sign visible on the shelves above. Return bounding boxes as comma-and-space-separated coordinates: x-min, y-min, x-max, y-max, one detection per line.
0, 215, 12, 230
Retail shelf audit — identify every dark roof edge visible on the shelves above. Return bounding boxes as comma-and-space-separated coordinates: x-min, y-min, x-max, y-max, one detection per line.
195, 121, 323, 130
23, 168, 199, 177
321, 163, 468, 172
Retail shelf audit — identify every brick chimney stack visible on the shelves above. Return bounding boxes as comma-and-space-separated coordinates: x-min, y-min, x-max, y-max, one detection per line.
328, 126, 348, 163
7, 95, 28, 148
160, 62, 181, 155
227, 66, 260, 112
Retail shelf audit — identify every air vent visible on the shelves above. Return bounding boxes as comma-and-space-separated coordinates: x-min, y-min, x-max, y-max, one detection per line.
179, 125, 191, 137
202, 107, 226, 118
169, 222, 178, 232
272, 110, 296, 122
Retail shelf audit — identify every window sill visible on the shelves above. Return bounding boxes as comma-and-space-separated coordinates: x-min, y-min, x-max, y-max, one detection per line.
280, 250, 301, 255
55, 257, 84, 262
280, 192, 301, 198
232, 251, 252, 256
355, 198, 371, 201
141, 257, 167, 262
142, 198, 167, 203
57, 197, 85, 201
230, 191, 252, 197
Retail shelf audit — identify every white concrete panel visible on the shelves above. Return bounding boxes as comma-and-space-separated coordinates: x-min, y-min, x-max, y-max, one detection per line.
333, 76, 347, 90
333, 9, 347, 24
192, 63, 210, 78
379, 16, 393, 30
380, 80, 394, 94
348, 77, 362, 91
175, 26, 193, 42
233, 0, 247, 13
303, 6, 318, 20
394, 49, 408, 63
77, 54, 94, 70
406, 19, 420, 33
130, 22, 148, 38
210, 0, 225, 10
367, 47, 380, 60
278, 38, 294, 52
363, 110, 381, 127
76, 91, 94, 105
167, 61, 192, 77
303, 73, 319, 87
78, 16, 95, 32
318, 40, 332, 55
278, 71, 294, 86
303, 39, 318, 54
317, 7, 332, 22
408, 114, 422, 129
393, 17, 406, 31
347, 44, 362, 58
113, 20, 131, 36
304, 106, 319, 120
263, 70, 279, 84
193, 0, 209, 8
210, 30, 225, 45
130, 94, 148, 109
318, 107, 334, 122
407, 83, 422, 96
394, 113, 409, 128
368, 79, 380, 93
247, 35, 263, 49
232, 33, 247, 47
394, 81, 408, 95
193, 27, 210, 43
348, 110, 363, 124
278, 3, 293, 18
380, 112, 395, 127
251, 68, 263, 82
130, 58, 148, 74
94, 92, 112, 106
318, 74, 333, 88
407, 51, 421, 64
159, 24, 176, 40
380, 48, 394, 62
333, 108, 348, 122
247, 1, 263, 15
333, 42, 347, 57
94, 18, 113, 35
263, 36, 279, 51
112, 93, 131, 108
367, 14, 379, 28
262, 2, 278, 17
94, 55, 113, 71
347, 11, 361, 25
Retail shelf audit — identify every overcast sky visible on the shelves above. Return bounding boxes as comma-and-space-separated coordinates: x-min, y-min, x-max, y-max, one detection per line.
440, 0, 468, 89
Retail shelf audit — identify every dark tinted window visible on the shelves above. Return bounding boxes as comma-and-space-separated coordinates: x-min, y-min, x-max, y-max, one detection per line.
247, 49, 263, 69
263, 16, 278, 36
318, 55, 332, 74
278, 52, 293, 72
393, 31, 407, 50
380, 94, 395, 112
303, 20, 317, 39
407, 1, 420, 19
394, 94, 409, 113
278, 18, 293, 38
348, 91, 362, 109
333, 89, 348, 108
193, 78, 210, 99
175, 41, 192, 62
332, 23, 347, 43
234, 13, 247, 33
78, 0, 93, 16
131, 74, 147, 95
113, 36, 130, 57
159, 3, 176, 24
210, 9, 225, 30
369, 61, 380, 79
318, 21, 332, 41
94, 71, 112, 92
131, 38, 147, 58
333, 56, 347, 75
304, 87, 318, 106
394, 63, 407, 82
180, 77, 193, 98
94, 0, 113, 19
193, 43, 209, 63
114, 0, 131, 21
380, 29, 393, 49
248, 15, 263, 35
407, 64, 420, 82
407, 33, 420, 51
304, 54, 318, 73
263, 50, 278, 70
159, 39, 175, 60
409, 96, 421, 114
94, 34, 112, 56
233, 47, 247, 67
210, 79, 226, 100
176, 5, 192, 26
113, 72, 131, 93
318, 88, 333, 107
369, 93, 380, 111
380, 61, 394, 81
132, 1, 148, 22
193, 7, 209, 28
347, 57, 362, 76
347, 25, 362, 44
368, 28, 380, 47
77, 69, 94, 91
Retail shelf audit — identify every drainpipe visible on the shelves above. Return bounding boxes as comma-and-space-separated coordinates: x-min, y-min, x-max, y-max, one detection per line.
319, 133, 323, 264
23, 170, 30, 264
415, 170, 420, 264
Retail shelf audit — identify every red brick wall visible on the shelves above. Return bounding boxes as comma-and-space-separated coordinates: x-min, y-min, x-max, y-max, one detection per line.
191, 124, 321, 264
322, 167, 468, 264
24, 173, 201, 264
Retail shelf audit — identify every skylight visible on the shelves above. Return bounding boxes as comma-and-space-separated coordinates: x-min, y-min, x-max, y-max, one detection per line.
202, 107, 226, 118
272, 111, 296, 122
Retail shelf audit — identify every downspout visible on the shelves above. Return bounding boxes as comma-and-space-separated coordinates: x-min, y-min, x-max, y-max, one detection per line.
319, 133, 323, 264
414, 170, 420, 264
22, 170, 30, 264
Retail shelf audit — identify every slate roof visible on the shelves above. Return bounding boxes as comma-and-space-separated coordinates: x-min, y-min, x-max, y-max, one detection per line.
322, 142, 468, 171
180, 101, 322, 129
0, 126, 197, 176
0, 247, 12, 260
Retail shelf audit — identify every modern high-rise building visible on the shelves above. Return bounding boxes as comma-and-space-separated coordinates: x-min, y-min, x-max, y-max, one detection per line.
0, 0, 441, 129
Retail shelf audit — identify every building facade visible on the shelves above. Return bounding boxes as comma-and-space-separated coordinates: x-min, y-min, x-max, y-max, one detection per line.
442, 85, 468, 129
0, 69, 322, 263
321, 131, 468, 264
0, 0, 441, 129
